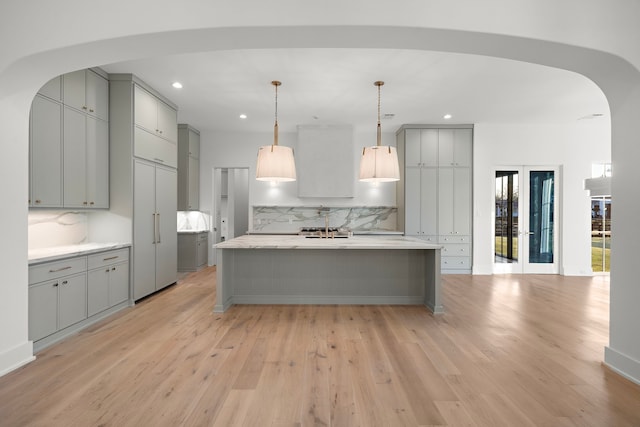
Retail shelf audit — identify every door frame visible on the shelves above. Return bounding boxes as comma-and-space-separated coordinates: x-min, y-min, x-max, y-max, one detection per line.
493, 165, 561, 274
211, 166, 250, 265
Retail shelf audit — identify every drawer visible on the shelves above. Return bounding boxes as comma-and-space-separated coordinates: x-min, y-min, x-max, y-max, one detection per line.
441, 256, 471, 270
441, 243, 471, 257
29, 257, 87, 285
438, 235, 470, 244
88, 248, 130, 270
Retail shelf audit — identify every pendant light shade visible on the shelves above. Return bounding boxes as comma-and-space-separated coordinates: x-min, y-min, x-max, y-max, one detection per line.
256, 81, 297, 182
256, 144, 296, 182
359, 81, 400, 182
359, 145, 400, 182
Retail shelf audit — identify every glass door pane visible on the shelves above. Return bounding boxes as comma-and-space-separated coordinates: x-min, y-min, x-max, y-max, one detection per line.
528, 171, 555, 264
591, 197, 611, 273
495, 171, 519, 263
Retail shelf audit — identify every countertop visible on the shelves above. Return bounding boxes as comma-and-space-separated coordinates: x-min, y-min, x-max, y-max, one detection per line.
246, 230, 404, 236
29, 243, 131, 265
215, 234, 441, 250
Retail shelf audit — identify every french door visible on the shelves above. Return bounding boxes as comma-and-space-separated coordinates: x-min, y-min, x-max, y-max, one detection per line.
494, 166, 559, 274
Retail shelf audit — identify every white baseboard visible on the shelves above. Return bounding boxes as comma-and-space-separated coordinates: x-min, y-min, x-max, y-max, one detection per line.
0, 340, 35, 378
604, 346, 640, 386
562, 265, 594, 276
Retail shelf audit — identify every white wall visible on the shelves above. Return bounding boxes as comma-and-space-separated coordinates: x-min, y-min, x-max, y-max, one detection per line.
473, 121, 611, 275
199, 129, 398, 223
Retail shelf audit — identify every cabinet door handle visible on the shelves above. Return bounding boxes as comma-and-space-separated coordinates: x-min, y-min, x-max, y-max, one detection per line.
156, 213, 162, 243
62, 280, 68, 285
49, 266, 72, 273
112, 267, 116, 271
106, 269, 110, 273
53, 282, 59, 287
153, 213, 157, 244
89, 108, 94, 113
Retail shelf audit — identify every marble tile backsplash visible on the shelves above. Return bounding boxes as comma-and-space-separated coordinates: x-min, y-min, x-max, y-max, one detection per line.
177, 211, 210, 232
253, 206, 397, 232
28, 211, 88, 249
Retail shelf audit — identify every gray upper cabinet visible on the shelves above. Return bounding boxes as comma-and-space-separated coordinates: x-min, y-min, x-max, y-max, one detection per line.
30, 68, 109, 209
30, 95, 63, 207
134, 85, 178, 141
438, 128, 472, 167
405, 128, 438, 167
63, 69, 109, 121
177, 124, 200, 211
133, 85, 178, 167
37, 76, 62, 101
63, 107, 109, 208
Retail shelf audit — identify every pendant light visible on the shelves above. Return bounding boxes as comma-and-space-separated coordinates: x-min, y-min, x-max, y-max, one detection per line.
358, 81, 400, 182
256, 80, 297, 182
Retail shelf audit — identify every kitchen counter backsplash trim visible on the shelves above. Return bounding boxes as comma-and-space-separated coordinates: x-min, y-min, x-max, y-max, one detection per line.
253, 206, 397, 233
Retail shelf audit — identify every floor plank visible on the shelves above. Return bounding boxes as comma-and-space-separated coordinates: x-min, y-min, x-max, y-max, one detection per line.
0, 268, 639, 426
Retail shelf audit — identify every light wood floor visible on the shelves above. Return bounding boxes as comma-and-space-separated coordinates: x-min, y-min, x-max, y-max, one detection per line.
1, 268, 639, 426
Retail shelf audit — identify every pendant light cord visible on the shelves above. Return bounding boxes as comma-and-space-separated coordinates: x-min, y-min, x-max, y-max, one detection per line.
272, 80, 281, 148
376, 81, 384, 147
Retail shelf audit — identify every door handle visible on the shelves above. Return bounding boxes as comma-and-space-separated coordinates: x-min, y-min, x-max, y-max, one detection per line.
152, 213, 157, 244
156, 212, 162, 244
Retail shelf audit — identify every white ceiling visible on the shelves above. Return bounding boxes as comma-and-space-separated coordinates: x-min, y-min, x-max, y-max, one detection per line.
100, 48, 609, 134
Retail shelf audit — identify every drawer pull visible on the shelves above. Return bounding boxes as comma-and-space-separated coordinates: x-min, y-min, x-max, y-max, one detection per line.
62, 280, 68, 285
103, 256, 119, 261
49, 266, 72, 273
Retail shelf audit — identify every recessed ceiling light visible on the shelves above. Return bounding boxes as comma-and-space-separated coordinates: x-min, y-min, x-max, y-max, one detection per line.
444, 114, 452, 120
239, 114, 247, 119
172, 82, 183, 89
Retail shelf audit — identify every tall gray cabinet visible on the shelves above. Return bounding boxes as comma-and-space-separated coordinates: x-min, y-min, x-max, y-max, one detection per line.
30, 68, 109, 209
397, 125, 473, 273
134, 160, 177, 299
109, 74, 178, 301
177, 124, 200, 211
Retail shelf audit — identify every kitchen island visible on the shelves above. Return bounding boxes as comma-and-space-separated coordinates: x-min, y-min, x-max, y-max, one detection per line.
214, 234, 443, 314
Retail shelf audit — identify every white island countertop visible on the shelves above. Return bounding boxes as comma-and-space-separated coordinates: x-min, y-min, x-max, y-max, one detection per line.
215, 234, 442, 250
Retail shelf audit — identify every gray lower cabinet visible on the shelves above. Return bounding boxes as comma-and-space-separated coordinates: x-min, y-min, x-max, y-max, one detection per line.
178, 232, 208, 272
29, 247, 130, 351
87, 249, 130, 317
29, 273, 86, 342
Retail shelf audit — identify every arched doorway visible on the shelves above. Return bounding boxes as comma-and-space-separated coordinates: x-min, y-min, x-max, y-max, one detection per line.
1, 15, 639, 382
